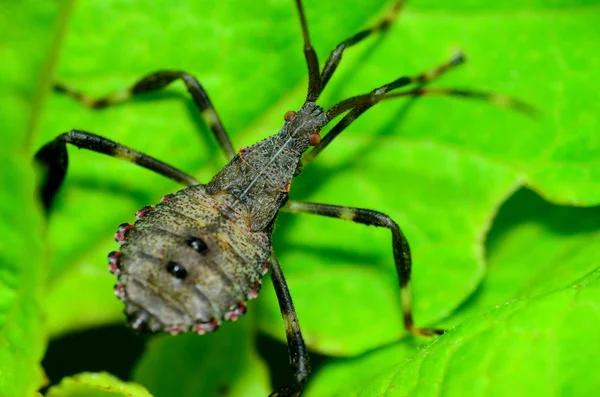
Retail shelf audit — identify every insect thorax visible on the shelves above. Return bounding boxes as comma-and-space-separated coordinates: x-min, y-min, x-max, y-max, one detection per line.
206, 102, 328, 231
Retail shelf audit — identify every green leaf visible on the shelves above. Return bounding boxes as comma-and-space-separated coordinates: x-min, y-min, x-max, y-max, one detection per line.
46, 372, 152, 397
36, 0, 600, 356
0, 1, 66, 395
132, 314, 270, 397
305, 189, 600, 395
305, 272, 600, 396
445, 188, 600, 327
26, 0, 599, 394
258, 1, 600, 354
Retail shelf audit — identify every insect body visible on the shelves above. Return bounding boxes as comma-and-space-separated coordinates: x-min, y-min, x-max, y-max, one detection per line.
35, 0, 532, 395
110, 102, 327, 336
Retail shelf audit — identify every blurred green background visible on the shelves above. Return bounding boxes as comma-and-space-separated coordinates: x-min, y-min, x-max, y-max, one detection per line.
1, 0, 599, 396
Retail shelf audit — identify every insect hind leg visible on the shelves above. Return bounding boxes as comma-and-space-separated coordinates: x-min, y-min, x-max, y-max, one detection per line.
268, 253, 310, 397
54, 70, 236, 160
283, 200, 445, 337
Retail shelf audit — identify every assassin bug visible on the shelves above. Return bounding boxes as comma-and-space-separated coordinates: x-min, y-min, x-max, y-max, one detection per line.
35, 0, 534, 395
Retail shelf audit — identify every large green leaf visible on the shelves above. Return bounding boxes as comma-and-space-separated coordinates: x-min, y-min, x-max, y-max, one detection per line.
36, 0, 599, 352
0, 2, 66, 395
258, 1, 600, 354
305, 192, 600, 394
306, 269, 600, 396
17, 0, 597, 395
46, 372, 152, 397
446, 188, 600, 327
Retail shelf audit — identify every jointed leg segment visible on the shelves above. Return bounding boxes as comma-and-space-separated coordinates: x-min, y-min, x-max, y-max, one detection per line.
35, 130, 198, 211
268, 253, 310, 397
283, 200, 444, 337
55, 70, 236, 160
40, 70, 238, 211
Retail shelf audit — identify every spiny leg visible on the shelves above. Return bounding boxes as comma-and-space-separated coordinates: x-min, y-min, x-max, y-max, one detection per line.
35, 129, 199, 212
268, 253, 310, 397
283, 201, 444, 337
55, 70, 235, 160
304, 53, 465, 163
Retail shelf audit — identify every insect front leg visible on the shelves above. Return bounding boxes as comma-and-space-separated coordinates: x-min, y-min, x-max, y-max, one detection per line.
268, 253, 310, 397
283, 201, 444, 337
55, 70, 236, 160
34, 130, 198, 212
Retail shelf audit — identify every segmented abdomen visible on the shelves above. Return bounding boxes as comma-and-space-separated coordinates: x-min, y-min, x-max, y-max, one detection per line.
110, 184, 272, 334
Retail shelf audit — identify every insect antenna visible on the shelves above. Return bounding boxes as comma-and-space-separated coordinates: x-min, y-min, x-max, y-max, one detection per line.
319, 0, 406, 94
327, 76, 539, 121
296, 0, 407, 102
305, 52, 465, 163
325, 48, 537, 120
294, 0, 321, 101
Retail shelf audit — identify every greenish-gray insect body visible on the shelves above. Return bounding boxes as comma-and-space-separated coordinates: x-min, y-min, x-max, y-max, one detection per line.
113, 102, 329, 335
114, 184, 272, 335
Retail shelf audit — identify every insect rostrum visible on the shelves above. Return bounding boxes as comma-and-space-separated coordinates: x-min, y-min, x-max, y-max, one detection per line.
35, 0, 531, 395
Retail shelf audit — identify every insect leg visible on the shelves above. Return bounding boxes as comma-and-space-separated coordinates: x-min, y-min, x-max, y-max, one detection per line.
283, 201, 444, 337
35, 130, 199, 212
55, 71, 235, 159
304, 53, 464, 163
319, 0, 405, 93
268, 252, 310, 397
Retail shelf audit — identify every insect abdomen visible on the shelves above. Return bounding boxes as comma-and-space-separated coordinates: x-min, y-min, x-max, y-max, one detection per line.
112, 185, 272, 334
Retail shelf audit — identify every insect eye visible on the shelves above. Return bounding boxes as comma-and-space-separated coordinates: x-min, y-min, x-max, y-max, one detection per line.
166, 261, 188, 279
284, 110, 297, 121
187, 236, 208, 253
308, 131, 321, 146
